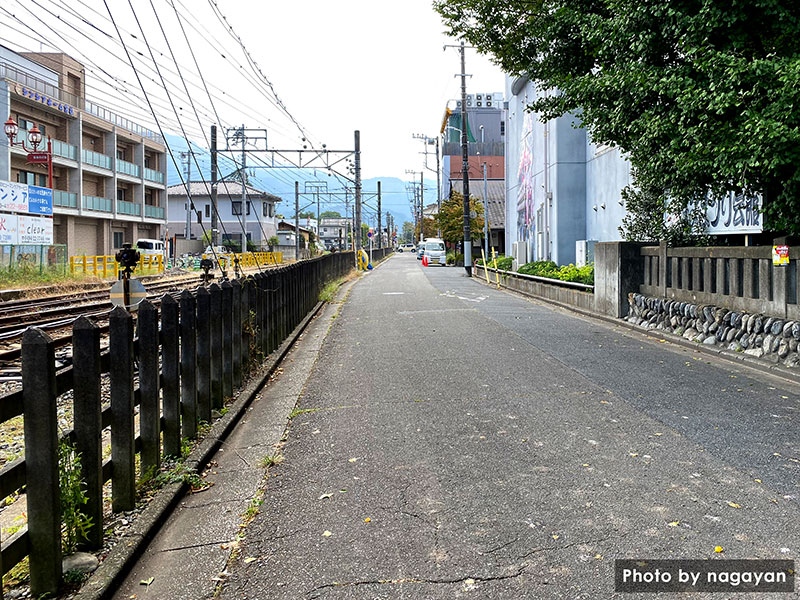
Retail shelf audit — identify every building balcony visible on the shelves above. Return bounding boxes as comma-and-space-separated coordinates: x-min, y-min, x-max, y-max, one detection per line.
144, 204, 165, 219
83, 195, 112, 213
116, 199, 141, 216
53, 190, 77, 208
52, 139, 78, 161
117, 159, 140, 178
144, 168, 164, 184
82, 149, 112, 171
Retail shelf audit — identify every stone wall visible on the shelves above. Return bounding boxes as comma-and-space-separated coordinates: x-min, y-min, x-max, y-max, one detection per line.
625, 293, 800, 368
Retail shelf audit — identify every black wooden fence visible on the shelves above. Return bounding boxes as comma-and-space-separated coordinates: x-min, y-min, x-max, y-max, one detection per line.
2, 250, 387, 595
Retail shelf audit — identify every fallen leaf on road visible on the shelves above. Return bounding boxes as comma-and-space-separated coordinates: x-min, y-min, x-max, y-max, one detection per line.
348, 458, 358, 463
244, 557, 257, 564
600, 400, 611, 405
654, 433, 663, 437
322, 530, 333, 537
754, 479, 762, 484
140, 577, 154, 586
552, 534, 560, 540
727, 502, 742, 509
364, 517, 371, 523
339, 489, 347, 493
668, 521, 679, 527
594, 554, 603, 560
318, 493, 333, 500
714, 546, 724, 553
629, 453, 639, 457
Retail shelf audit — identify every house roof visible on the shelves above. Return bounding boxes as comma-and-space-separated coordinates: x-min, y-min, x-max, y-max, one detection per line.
450, 179, 506, 229
167, 181, 281, 203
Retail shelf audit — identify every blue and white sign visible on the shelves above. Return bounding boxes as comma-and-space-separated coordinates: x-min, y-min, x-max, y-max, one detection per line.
0, 181, 29, 213
27, 186, 53, 216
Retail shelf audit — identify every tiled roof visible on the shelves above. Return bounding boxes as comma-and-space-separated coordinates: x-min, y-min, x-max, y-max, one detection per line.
450, 179, 506, 229
167, 181, 281, 203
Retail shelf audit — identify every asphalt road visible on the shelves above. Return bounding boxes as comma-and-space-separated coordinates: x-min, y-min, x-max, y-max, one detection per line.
218, 253, 800, 599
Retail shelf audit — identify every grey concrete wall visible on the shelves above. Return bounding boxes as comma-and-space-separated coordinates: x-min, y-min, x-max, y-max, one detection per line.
585, 145, 630, 242
476, 265, 595, 312
594, 241, 647, 318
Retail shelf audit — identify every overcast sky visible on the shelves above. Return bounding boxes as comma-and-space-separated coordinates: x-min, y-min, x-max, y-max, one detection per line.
1, 0, 505, 182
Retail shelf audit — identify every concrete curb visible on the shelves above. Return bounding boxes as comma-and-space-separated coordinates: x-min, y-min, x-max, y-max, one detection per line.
471, 274, 800, 387
74, 299, 328, 600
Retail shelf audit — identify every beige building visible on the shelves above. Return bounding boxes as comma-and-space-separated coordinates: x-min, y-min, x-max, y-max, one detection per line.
0, 45, 168, 256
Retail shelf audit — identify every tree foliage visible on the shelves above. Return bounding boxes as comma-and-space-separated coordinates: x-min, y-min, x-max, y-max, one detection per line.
320, 210, 342, 219
435, 0, 800, 235
401, 221, 415, 243
436, 191, 485, 245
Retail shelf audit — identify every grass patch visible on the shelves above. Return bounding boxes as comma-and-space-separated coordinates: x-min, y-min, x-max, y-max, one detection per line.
260, 452, 284, 468
288, 407, 319, 419
319, 278, 344, 303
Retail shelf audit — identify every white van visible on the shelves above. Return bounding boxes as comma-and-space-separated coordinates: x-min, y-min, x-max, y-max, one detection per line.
423, 238, 446, 266
135, 238, 165, 257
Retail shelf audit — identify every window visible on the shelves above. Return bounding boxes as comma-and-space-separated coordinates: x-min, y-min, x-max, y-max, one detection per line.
246, 201, 251, 216
232, 201, 242, 215
113, 231, 124, 249
196, 210, 202, 224
500, 121, 505, 137
263, 202, 270, 217
144, 156, 152, 169
205, 204, 210, 218
117, 188, 125, 202
17, 171, 47, 187
117, 148, 125, 160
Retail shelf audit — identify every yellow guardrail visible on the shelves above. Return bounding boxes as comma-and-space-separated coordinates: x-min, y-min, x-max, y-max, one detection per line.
69, 254, 164, 277
201, 251, 283, 268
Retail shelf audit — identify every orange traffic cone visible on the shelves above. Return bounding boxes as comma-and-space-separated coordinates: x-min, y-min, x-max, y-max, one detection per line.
422, 254, 428, 267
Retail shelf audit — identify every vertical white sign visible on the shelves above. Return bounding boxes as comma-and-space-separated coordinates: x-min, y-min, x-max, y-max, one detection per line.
17, 214, 54, 244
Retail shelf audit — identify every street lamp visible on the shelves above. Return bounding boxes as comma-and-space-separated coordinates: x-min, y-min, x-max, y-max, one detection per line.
4, 117, 54, 189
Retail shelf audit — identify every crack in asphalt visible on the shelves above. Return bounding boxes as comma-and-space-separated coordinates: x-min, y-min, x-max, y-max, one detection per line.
305, 568, 527, 598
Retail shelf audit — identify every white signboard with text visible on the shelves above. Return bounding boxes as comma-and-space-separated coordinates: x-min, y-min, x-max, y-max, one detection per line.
0, 181, 29, 213
705, 193, 763, 235
17, 214, 54, 244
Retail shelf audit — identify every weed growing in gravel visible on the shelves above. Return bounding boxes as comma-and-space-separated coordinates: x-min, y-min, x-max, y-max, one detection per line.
319, 278, 344, 303
260, 453, 284, 468
288, 407, 319, 419
59, 440, 93, 553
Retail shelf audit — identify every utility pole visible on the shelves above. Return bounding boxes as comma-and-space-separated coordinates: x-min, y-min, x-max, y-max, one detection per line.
295, 181, 300, 261
239, 125, 247, 252
413, 134, 442, 237
459, 41, 472, 276
354, 130, 362, 253
210, 125, 218, 246
377, 181, 382, 249
180, 149, 192, 240
419, 171, 424, 242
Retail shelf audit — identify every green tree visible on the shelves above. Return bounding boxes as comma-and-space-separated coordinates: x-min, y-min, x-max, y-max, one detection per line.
435, 0, 800, 235
435, 191, 484, 246
401, 221, 415, 244
320, 210, 342, 219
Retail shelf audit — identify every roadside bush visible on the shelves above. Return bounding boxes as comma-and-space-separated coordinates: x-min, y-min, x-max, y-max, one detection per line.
475, 254, 513, 270
517, 261, 594, 285
446, 252, 455, 265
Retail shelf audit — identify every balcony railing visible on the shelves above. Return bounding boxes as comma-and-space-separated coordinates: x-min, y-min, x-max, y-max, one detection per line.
53, 190, 77, 208
82, 149, 112, 170
144, 168, 164, 184
144, 205, 165, 219
116, 200, 141, 216
51, 139, 77, 161
117, 159, 140, 178
83, 195, 112, 213
84, 100, 164, 144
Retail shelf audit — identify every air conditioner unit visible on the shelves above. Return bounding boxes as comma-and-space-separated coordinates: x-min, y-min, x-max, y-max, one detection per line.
511, 241, 529, 271
476, 94, 483, 100
456, 100, 462, 108
466, 99, 473, 106
476, 101, 482, 107
486, 100, 492, 107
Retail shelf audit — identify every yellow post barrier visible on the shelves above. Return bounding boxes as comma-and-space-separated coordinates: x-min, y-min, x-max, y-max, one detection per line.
491, 248, 501, 288
481, 249, 491, 285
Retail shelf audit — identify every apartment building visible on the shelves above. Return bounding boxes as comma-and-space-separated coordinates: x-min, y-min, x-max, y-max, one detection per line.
0, 45, 168, 256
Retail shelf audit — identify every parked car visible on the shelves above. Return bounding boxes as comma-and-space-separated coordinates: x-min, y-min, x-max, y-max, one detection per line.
136, 238, 165, 257
417, 241, 425, 260
397, 243, 415, 253
423, 238, 446, 266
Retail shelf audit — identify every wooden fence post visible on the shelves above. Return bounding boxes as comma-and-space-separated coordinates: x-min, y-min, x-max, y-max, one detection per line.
110, 306, 135, 512
137, 301, 161, 476
72, 316, 103, 549
180, 290, 198, 440
240, 277, 251, 372
196, 286, 212, 424
231, 279, 242, 388
209, 283, 223, 410
161, 294, 181, 457
22, 328, 61, 595
259, 272, 269, 355
221, 281, 233, 398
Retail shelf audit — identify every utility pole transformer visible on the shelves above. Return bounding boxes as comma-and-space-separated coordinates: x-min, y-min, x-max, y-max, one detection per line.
459, 41, 472, 276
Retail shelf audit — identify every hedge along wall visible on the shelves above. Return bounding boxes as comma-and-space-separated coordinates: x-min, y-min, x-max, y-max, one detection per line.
626, 292, 800, 368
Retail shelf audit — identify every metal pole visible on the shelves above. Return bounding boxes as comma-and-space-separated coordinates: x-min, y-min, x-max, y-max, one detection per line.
459, 41, 472, 276
211, 125, 218, 246
354, 130, 362, 252
420, 171, 424, 243
295, 181, 300, 261
483, 162, 489, 261
377, 181, 382, 249
436, 137, 441, 237
182, 150, 192, 240
240, 124, 247, 252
